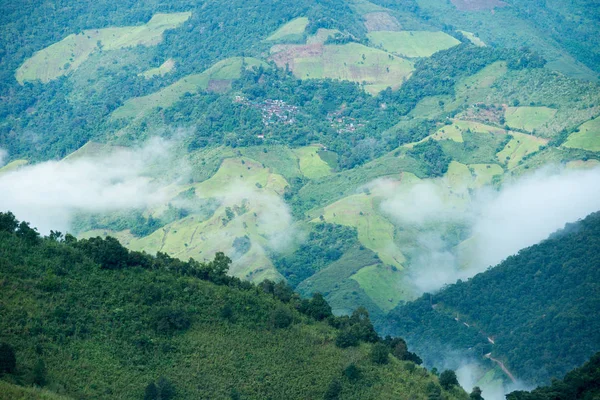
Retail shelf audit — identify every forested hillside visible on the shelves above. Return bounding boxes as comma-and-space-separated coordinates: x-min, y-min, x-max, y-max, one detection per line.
382, 211, 600, 385
0, 212, 467, 399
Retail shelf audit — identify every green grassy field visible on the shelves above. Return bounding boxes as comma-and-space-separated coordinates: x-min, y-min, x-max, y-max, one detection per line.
366, 31, 460, 58
0, 381, 71, 400
294, 145, 332, 179
265, 17, 309, 42
270, 42, 414, 94
350, 264, 409, 311
111, 57, 265, 119
497, 132, 548, 169
563, 117, 600, 152
504, 106, 557, 132
468, 163, 504, 187
16, 12, 191, 84
139, 58, 175, 79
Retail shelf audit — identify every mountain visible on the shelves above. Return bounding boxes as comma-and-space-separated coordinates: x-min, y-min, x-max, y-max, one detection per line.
507, 352, 600, 400
0, 211, 467, 399
380, 211, 600, 386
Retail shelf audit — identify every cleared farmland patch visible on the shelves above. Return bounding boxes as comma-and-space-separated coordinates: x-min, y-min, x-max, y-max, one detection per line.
315, 192, 406, 269
350, 264, 409, 311
294, 145, 332, 179
270, 42, 414, 94
504, 106, 557, 132
562, 117, 600, 152
139, 58, 175, 79
306, 29, 341, 45
16, 12, 191, 84
459, 30, 486, 46
366, 31, 460, 58
497, 132, 548, 169
265, 17, 308, 42
363, 12, 402, 32
111, 57, 265, 119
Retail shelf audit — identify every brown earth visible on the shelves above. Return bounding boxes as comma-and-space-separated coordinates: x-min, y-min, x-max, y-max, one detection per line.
451, 0, 508, 11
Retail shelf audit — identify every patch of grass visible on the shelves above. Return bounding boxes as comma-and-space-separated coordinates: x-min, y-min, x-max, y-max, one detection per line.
405, 123, 464, 148
0, 381, 71, 400
504, 106, 557, 132
111, 57, 265, 119
440, 129, 508, 165
139, 58, 175, 79
306, 28, 341, 45
295, 145, 332, 179
239, 145, 302, 181
496, 132, 548, 169
563, 117, 600, 152
409, 95, 454, 119
350, 264, 409, 312
367, 31, 460, 58
265, 17, 309, 42
0, 159, 28, 175
16, 12, 191, 84
468, 163, 504, 187
318, 150, 339, 170
458, 31, 486, 47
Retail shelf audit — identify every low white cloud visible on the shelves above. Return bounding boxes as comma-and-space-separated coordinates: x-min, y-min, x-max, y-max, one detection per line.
0, 138, 174, 234
377, 165, 600, 294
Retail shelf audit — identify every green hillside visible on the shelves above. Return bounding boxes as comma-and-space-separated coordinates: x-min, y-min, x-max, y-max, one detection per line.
382, 211, 600, 385
0, 212, 467, 400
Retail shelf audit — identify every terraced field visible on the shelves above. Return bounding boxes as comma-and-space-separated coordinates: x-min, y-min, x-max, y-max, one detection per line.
111, 57, 265, 119
366, 31, 461, 58
16, 12, 191, 83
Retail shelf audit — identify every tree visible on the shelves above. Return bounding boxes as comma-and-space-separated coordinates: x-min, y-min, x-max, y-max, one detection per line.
143, 382, 158, 400
323, 378, 342, 400
0, 211, 18, 233
427, 382, 442, 400
439, 370, 459, 390
470, 386, 484, 400
33, 359, 46, 386
370, 343, 389, 365
335, 328, 359, 348
157, 376, 176, 400
270, 306, 293, 329
302, 293, 332, 321
344, 363, 361, 383
0, 343, 16, 374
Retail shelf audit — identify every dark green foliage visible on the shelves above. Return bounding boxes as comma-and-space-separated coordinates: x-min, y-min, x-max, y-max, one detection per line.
344, 364, 361, 383
76, 236, 130, 270
274, 223, 358, 286
384, 211, 600, 384
300, 293, 333, 321
507, 352, 600, 400
0, 211, 18, 233
369, 343, 389, 365
152, 307, 191, 334
270, 306, 294, 329
323, 378, 342, 400
427, 382, 443, 400
409, 139, 451, 177
0, 343, 16, 375
32, 359, 46, 386
439, 370, 459, 390
469, 386, 484, 400
144, 382, 159, 400
334, 308, 380, 348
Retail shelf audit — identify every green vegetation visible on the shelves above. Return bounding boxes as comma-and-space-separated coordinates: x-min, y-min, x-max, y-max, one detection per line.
139, 58, 175, 79
0, 212, 467, 400
295, 145, 332, 179
383, 211, 600, 384
507, 352, 600, 400
350, 264, 407, 312
265, 17, 309, 42
367, 31, 461, 58
16, 12, 191, 84
504, 106, 557, 132
563, 117, 600, 152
